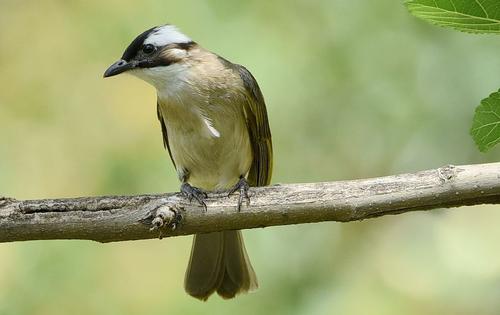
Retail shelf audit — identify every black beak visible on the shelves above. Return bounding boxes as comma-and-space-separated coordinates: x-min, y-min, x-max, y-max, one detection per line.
103, 59, 135, 78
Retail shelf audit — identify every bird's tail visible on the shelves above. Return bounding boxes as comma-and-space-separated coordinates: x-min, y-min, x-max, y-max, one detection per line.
184, 230, 258, 300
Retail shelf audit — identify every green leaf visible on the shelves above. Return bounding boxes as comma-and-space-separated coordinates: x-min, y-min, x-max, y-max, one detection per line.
405, 0, 500, 34
471, 89, 500, 152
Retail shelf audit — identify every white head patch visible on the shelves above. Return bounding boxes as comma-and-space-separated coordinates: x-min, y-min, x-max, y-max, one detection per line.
144, 25, 192, 46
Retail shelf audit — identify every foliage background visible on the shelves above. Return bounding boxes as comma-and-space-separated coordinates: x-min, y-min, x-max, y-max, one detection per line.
1, 0, 500, 314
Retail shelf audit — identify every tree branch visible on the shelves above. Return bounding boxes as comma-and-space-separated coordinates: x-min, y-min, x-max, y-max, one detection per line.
1, 163, 499, 243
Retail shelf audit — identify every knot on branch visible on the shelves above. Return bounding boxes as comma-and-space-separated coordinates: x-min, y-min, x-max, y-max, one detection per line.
0, 197, 16, 207
437, 165, 457, 183
149, 205, 183, 239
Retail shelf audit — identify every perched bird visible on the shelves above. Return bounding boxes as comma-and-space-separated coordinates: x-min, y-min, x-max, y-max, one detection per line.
104, 25, 273, 300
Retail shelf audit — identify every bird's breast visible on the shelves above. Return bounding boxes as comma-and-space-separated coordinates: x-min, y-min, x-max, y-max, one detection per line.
158, 96, 252, 191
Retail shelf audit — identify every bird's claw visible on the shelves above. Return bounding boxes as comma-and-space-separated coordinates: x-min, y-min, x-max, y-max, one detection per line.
228, 177, 250, 211
181, 183, 207, 212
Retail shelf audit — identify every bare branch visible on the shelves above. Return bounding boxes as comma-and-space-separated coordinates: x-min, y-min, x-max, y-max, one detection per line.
1, 163, 500, 243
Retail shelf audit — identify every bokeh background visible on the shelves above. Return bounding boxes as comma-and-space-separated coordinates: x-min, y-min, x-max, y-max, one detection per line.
1, 0, 500, 314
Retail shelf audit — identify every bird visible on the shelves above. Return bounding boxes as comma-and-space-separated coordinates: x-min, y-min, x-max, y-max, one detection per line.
103, 24, 273, 300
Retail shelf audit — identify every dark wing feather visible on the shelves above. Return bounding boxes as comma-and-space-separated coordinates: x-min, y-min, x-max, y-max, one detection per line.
235, 65, 273, 187
156, 101, 176, 168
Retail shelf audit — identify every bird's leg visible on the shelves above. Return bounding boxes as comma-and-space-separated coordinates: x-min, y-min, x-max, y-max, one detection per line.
227, 177, 250, 212
181, 182, 207, 212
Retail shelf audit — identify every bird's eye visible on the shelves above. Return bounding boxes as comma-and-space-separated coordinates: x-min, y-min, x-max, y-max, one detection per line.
142, 44, 156, 54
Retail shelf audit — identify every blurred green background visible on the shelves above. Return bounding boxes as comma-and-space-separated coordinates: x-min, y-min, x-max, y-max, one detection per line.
1, 0, 500, 314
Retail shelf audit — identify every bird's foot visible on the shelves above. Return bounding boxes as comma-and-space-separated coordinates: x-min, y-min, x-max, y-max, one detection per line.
227, 177, 250, 212
181, 183, 207, 212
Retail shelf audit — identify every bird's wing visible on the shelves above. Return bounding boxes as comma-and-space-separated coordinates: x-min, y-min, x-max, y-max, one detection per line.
156, 101, 176, 169
235, 64, 273, 187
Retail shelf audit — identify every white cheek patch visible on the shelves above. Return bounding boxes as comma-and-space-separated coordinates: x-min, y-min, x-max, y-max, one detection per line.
166, 48, 188, 59
144, 25, 191, 46
130, 63, 190, 95
203, 118, 221, 138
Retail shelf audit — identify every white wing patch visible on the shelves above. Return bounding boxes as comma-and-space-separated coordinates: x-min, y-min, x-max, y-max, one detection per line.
144, 25, 191, 46
203, 118, 221, 138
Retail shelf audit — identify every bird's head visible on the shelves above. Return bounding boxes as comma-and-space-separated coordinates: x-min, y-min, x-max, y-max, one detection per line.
104, 25, 196, 88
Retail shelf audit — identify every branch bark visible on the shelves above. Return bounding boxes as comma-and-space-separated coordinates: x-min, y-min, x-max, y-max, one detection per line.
1, 163, 499, 243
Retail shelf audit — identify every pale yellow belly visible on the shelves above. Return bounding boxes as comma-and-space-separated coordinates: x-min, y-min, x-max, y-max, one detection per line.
161, 105, 252, 191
